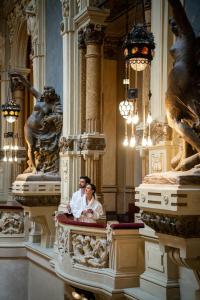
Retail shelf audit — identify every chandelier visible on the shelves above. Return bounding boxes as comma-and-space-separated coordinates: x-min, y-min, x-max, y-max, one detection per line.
1, 73, 20, 162
123, 24, 155, 72
2, 99, 20, 123
119, 0, 155, 148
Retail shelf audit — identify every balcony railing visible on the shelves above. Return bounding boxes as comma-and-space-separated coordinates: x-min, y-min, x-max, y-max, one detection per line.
53, 214, 144, 292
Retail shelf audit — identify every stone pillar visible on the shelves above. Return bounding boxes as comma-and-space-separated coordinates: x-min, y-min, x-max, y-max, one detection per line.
12, 81, 25, 147
150, 0, 170, 122
78, 29, 86, 135
78, 29, 86, 176
11, 80, 26, 182
81, 24, 105, 194
59, 0, 81, 211
85, 23, 104, 133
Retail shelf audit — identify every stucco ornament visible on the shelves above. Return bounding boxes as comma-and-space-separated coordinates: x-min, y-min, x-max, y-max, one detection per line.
60, 0, 69, 18
57, 225, 69, 257
0, 212, 24, 234
71, 234, 109, 268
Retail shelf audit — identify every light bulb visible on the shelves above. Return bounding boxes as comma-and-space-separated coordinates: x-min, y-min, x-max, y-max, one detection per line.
126, 116, 132, 124
123, 78, 130, 85
6, 116, 16, 123
8, 157, 13, 162
14, 145, 19, 150
130, 136, 136, 147
14, 156, 17, 162
3, 156, 7, 162
123, 137, 129, 147
142, 137, 147, 147
132, 113, 139, 124
147, 136, 153, 146
147, 113, 153, 124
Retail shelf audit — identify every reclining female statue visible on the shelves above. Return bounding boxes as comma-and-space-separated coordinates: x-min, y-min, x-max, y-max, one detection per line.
10, 73, 63, 174
166, 0, 200, 171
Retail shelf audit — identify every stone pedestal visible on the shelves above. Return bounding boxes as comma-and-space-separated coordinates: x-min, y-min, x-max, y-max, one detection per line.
12, 173, 60, 248
138, 227, 180, 300
135, 170, 200, 300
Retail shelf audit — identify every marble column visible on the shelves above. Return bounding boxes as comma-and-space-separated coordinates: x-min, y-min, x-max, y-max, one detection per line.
59, 0, 81, 211
78, 29, 86, 176
85, 23, 104, 133
82, 23, 105, 195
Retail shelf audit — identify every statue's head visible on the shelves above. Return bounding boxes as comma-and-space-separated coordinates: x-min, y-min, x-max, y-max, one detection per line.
41, 86, 59, 103
169, 17, 179, 36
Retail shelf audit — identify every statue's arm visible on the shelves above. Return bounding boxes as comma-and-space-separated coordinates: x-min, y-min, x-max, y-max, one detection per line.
9, 72, 42, 99
168, 0, 195, 37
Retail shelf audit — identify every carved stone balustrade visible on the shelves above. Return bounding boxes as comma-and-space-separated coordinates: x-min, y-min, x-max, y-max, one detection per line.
53, 214, 144, 297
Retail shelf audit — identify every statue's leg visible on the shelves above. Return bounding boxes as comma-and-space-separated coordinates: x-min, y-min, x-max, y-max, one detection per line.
173, 120, 200, 153
24, 125, 37, 172
175, 152, 200, 171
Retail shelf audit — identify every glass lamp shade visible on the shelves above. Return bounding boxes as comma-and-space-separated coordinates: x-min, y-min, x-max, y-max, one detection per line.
119, 100, 133, 119
1, 99, 20, 123
5, 116, 17, 123
130, 58, 149, 71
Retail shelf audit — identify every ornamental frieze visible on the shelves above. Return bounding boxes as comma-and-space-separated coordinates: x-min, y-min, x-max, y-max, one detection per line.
142, 211, 200, 238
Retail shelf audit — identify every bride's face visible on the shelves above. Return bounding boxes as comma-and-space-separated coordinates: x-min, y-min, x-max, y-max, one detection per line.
85, 185, 93, 197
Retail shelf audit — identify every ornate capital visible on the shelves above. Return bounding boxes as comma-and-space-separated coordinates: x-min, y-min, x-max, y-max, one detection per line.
78, 29, 86, 49
59, 136, 74, 152
84, 23, 105, 45
11, 78, 25, 91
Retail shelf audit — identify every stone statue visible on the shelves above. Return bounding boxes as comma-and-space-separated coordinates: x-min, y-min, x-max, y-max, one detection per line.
25, 0, 38, 44
166, 0, 200, 171
9, 73, 63, 175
